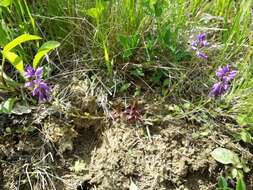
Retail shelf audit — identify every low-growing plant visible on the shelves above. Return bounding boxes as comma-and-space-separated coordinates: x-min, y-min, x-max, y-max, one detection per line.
0, 34, 60, 113
211, 147, 250, 190
118, 33, 140, 60
236, 114, 253, 144
209, 64, 237, 98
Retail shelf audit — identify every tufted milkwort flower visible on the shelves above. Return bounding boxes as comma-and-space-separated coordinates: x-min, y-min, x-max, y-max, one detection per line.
209, 64, 237, 98
216, 64, 237, 82
24, 65, 50, 102
191, 33, 209, 59
197, 34, 209, 47
24, 65, 43, 79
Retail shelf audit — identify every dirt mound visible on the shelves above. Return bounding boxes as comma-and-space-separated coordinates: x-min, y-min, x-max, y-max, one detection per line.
80, 122, 218, 190
1, 77, 253, 190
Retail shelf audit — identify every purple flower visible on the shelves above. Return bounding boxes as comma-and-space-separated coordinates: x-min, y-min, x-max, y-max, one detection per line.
209, 81, 229, 97
191, 40, 198, 50
209, 64, 237, 98
216, 64, 230, 78
191, 41, 198, 51
197, 33, 209, 47
196, 51, 208, 59
200, 40, 209, 47
190, 33, 209, 59
25, 79, 50, 102
197, 33, 206, 41
24, 65, 43, 79
24, 65, 50, 102
216, 64, 237, 82
226, 70, 237, 81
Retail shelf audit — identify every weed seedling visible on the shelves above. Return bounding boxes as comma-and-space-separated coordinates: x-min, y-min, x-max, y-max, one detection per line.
212, 148, 250, 190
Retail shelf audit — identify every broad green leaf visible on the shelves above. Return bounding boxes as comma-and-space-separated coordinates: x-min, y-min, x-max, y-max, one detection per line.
33, 41, 60, 68
0, 0, 11, 7
86, 8, 100, 19
3, 34, 41, 55
211, 148, 240, 165
240, 130, 252, 143
11, 103, 32, 115
86, 3, 104, 20
4, 51, 24, 73
236, 177, 246, 190
0, 98, 16, 114
218, 176, 228, 188
38, 41, 60, 51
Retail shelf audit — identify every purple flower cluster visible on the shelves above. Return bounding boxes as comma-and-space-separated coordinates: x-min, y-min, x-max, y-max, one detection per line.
191, 33, 209, 59
209, 64, 237, 97
24, 65, 50, 102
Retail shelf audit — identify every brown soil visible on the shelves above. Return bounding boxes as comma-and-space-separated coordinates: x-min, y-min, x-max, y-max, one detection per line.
81, 122, 218, 190
0, 79, 252, 190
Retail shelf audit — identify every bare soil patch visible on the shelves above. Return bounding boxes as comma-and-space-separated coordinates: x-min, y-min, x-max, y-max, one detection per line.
0, 79, 252, 190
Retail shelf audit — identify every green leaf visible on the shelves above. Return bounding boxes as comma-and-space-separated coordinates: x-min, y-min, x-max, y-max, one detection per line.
236, 177, 246, 190
3, 34, 41, 55
237, 114, 248, 126
4, 51, 24, 73
211, 148, 240, 165
0, 0, 11, 7
120, 83, 131, 92
86, 8, 100, 19
11, 103, 32, 115
33, 41, 60, 68
240, 130, 252, 143
0, 98, 16, 114
86, 2, 105, 21
118, 33, 139, 59
218, 176, 228, 188
38, 41, 60, 51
